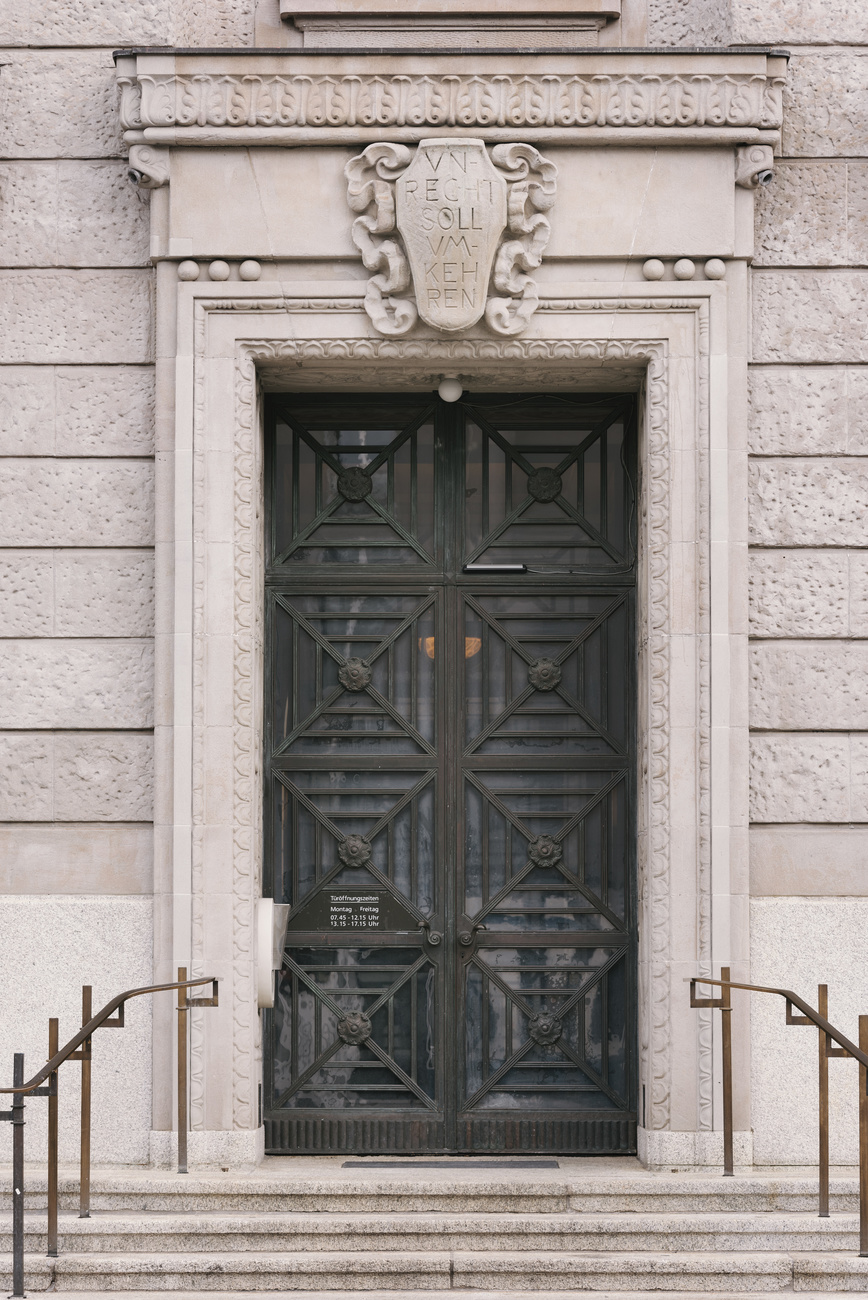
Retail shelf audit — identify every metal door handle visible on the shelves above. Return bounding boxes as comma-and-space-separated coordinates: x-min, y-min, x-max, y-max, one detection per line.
417, 918, 443, 946
458, 921, 487, 947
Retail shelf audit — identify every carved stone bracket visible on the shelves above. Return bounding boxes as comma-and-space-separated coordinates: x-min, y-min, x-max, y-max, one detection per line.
734, 143, 775, 189
127, 143, 169, 188
345, 138, 557, 338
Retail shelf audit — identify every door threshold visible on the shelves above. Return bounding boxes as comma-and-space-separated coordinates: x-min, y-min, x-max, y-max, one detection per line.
341, 1158, 560, 1168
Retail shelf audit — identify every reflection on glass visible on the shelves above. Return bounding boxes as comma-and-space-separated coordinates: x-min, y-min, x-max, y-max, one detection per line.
464, 405, 630, 569
463, 947, 627, 1110
273, 416, 436, 565
273, 948, 436, 1109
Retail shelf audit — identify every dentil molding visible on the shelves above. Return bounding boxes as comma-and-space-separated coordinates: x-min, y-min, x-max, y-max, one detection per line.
116, 51, 787, 146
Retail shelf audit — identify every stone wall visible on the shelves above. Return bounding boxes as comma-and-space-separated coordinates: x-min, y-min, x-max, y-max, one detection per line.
0, 0, 251, 1161
745, 12, 868, 1164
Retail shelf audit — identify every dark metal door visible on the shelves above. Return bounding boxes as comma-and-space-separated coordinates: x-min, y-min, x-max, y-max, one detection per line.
264, 392, 636, 1154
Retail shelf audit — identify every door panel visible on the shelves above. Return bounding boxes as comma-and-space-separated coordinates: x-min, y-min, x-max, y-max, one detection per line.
264, 392, 636, 1155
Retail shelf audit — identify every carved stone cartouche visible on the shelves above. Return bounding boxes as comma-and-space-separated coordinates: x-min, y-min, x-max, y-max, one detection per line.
345, 138, 557, 339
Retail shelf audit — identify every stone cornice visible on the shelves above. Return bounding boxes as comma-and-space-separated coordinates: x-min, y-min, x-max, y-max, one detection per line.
116, 50, 786, 146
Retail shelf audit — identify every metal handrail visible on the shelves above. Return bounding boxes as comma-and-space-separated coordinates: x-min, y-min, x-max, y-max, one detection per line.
0, 970, 218, 1298
0, 976, 217, 1096
691, 969, 868, 1257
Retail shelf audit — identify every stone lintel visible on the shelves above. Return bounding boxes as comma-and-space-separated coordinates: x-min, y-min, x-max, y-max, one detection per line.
115, 50, 787, 147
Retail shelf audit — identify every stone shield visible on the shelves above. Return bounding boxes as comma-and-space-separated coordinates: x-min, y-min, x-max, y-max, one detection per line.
395, 139, 507, 333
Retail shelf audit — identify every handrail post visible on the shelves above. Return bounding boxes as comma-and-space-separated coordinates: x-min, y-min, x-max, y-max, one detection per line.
47, 1019, 59, 1257
818, 985, 830, 1217
860, 1016, 868, 1256
720, 966, 734, 1177
177, 967, 188, 1175
80, 985, 92, 1218
11, 1053, 25, 1299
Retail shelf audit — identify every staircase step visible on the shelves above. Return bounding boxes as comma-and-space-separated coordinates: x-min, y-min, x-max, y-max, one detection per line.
1, 1210, 862, 1253
3, 1173, 860, 1215
3, 1250, 864, 1293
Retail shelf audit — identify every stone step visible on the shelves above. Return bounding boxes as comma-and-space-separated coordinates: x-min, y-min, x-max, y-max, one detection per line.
2, 1249, 867, 1292
0, 1210, 863, 1253
3, 1172, 859, 1215
31, 1294, 863, 1300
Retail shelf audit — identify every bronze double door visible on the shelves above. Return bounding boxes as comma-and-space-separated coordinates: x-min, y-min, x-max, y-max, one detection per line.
263, 391, 637, 1154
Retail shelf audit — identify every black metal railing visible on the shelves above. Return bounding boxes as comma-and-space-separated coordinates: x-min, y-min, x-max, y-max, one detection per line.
0, 968, 218, 1297
691, 968, 868, 1255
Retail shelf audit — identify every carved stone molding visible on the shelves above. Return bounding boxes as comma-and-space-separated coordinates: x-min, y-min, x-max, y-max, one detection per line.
345, 138, 556, 337
117, 55, 786, 142
182, 294, 715, 1138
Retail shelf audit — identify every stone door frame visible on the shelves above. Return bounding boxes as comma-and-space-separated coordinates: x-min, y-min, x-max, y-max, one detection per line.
147, 275, 750, 1169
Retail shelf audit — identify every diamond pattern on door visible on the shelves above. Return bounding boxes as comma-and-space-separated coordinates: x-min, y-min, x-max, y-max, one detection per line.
462, 945, 629, 1111
272, 399, 437, 566
274, 947, 438, 1109
272, 592, 437, 756
464, 591, 630, 756
463, 398, 633, 571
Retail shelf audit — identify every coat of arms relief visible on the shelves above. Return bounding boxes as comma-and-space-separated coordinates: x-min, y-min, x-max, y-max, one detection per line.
345, 138, 557, 337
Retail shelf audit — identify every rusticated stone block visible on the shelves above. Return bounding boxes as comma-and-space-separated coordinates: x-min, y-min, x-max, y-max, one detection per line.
0, 461, 154, 547
749, 368, 845, 455
0, 0, 171, 45
0, 367, 55, 455
55, 733, 153, 821
174, 0, 253, 45
754, 162, 847, 267
750, 459, 868, 546
749, 551, 849, 637
55, 551, 155, 636
0, 271, 152, 364
750, 641, 868, 730
0, 551, 154, 636
646, 0, 729, 46
56, 367, 155, 455
752, 271, 868, 363
0, 51, 124, 158
731, 0, 868, 45
783, 53, 868, 158
750, 733, 849, 823
849, 553, 868, 635
0, 366, 155, 456
0, 641, 153, 728
848, 164, 868, 266
0, 734, 52, 820
0, 551, 53, 636
0, 163, 150, 267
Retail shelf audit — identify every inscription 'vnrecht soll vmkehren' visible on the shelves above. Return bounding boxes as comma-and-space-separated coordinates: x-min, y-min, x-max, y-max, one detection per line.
396, 139, 507, 333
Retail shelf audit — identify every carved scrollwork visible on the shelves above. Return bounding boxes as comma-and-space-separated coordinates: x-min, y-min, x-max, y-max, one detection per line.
339, 657, 372, 691
735, 143, 775, 189
485, 144, 558, 337
344, 142, 417, 337
337, 1010, 372, 1045
338, 834, 373, 867
127, 143, 169, 189
345, 138, 557, 339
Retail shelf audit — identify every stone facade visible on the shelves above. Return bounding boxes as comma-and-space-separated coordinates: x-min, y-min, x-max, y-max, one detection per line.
0, 0, 866, 1171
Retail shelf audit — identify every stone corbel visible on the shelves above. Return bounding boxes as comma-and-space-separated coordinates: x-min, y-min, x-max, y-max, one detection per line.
127, 144, 169, 189
734, 144, 774, 189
